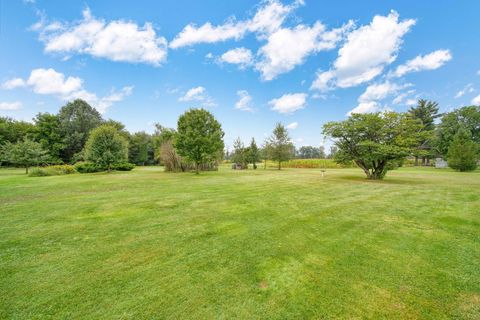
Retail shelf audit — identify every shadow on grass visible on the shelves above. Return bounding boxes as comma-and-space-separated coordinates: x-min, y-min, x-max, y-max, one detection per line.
336, 174, 427, 185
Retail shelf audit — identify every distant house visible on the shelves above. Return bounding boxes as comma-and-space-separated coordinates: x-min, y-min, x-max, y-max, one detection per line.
435, 158, 448, 169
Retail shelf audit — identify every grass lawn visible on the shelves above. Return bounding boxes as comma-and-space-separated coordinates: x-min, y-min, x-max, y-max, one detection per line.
1, 166, 479, 319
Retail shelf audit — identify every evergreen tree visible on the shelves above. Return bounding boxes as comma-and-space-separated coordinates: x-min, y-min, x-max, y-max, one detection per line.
447, 128, 478, 172
266, 123, 294, 170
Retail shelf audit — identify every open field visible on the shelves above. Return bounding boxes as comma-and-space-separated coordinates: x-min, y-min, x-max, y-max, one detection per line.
1, 166, 479, 319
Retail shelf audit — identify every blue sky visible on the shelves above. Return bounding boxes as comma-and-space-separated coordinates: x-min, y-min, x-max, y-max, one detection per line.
1, 0, 480, 150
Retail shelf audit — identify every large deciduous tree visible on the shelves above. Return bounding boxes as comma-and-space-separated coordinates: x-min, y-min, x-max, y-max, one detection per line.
0, 138, 48, 173
323, 112, 423, 180
34, 113, 64, 162
407, 99, 440, 165
58, 99, 103, 162
174, 109, 224, 174
447, 127, 478, 172
266, 123, 294, 170
84, 125, 129, 171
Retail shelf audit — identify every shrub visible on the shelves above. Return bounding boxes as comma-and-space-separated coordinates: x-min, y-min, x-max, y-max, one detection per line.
29, 167, 52, 177
28, 164, 76, 177
74, 161, 105, 173
111, 162, 135, 171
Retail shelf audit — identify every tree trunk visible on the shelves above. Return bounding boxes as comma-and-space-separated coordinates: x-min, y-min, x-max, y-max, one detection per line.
195, 162, 199, 174
264, 160, 267, 169
422, 157, 426, 166
414, 156, 418, 166
25, 166, 29, 174
278, 161, 281, 170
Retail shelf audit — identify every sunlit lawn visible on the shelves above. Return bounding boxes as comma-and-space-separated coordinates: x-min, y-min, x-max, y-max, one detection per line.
1, 166, 479, 319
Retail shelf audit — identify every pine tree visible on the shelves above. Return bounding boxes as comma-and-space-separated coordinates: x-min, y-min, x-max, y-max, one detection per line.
447, 128, 478, 172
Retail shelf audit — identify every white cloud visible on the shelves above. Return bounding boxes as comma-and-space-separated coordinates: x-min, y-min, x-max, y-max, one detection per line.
170, 0, 302, 49
472, 95, 480, 105
348, 101, 380, 115
35, 8, 168, 65
405, 98, 417, 106
349, 81, 407, 115
235, 90, 253, 112
256, 21, 353, 80
27, 68, 83, 95
3, 68, 132, 114
392, 49, 452, 77
311, 11, 415, 91
454, 83, 475, 99
219, 48, 253, 68
286, 121, 298, 129
358, 81, 405, 103
269, 93, 307, 114
1, 78, 26, 89
392, 89, 415, 105
179, 86, 216, 107
179, 86, 206, 101
0, 101, 22, 110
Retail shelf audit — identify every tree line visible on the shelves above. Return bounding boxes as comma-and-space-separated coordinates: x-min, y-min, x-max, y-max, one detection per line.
0, 98, 479, 178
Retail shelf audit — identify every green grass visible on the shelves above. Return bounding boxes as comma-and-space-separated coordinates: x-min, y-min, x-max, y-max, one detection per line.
1, 166, 479, 319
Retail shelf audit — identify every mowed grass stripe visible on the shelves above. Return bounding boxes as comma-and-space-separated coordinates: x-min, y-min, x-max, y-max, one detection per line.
0, 166, 479, 319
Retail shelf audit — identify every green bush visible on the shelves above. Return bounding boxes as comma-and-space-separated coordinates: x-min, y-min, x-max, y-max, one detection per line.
74, 162, 105, 173
29, 164, 76, 177
111, 162, 135, 171
29, 168, 52, 177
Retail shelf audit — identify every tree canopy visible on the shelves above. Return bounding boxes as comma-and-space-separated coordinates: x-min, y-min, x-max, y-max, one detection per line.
1, 138, 48, 173
323, 112, 424, 179
84, 125, 129, 171
58, 99, 103, 162
447, 127, 478, 172
266, 123, 294, 170
175, 109, 224, 174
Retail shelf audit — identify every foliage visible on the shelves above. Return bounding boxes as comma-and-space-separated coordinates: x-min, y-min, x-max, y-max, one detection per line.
111, 162, 135, 171
265, 123, 294, 170
281, 158, 354, 169
58, 99, 103, 162
28, 164, 76, 177
129, 131, 153, 165
407, 100, 440, 165
74, 161, 105, 173
447, 128, 478, 172
0, 117, 36, 145
231, 137, 248, 169
247, 138, 260, 169
323, 112, 424, 179
436, 105, 480, 156
296, 146, 326, 159
175, 109, 224, 174
84, 125, 129, 171
33, 113, 65, 162
159, 140, 193, 172
0, 138, 49, 173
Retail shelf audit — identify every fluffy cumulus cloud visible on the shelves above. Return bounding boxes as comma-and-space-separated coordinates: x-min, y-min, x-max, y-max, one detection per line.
312, 11, 415, 91
269, 92, 307, 114
179, 86, 216, 107
286, 121, 298, 129
349, 81, 406, 115
0, 101, 22, 110
472, 95, 480, 105
2, 68, 132, 113
170, 0, 302, 49
235, 90, 253, 112
391, 49, 452, 77
1, 78, 26, 90
256, 21, 353, 80
34, 8, 168, 65
454, 83, 475, 99
219, 48, 253, 68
